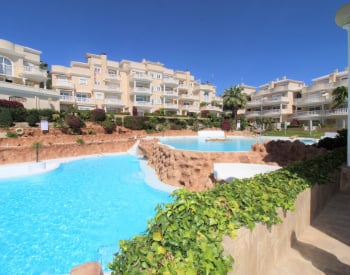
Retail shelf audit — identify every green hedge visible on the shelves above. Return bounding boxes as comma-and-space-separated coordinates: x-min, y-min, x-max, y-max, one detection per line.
109, 147, 346, 274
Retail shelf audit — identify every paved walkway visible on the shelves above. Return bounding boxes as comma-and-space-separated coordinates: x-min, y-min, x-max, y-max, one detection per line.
269, 189, 350, 275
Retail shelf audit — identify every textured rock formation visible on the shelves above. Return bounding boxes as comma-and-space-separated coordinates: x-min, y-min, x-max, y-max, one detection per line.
139, 139, 325, 192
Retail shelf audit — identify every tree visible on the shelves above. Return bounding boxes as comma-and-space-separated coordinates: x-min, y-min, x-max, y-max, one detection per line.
332, 85, 348, 108
222, 85, 247, 124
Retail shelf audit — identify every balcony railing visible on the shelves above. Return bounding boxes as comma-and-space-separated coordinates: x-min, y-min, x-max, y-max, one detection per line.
104, 98, 124, 106
163, 78, 178, 86
23, 66, 46, 74
130, 87, 152, 95
295, 96, 333, 106
130, 73, 152, 82
60, 95, 74, 102
325, 108, 348, 116
163, 103, 178, 109
200, 105, 222, 112
133, 101, 153, 107
179, 94, 199, 100
55, 80, 74, 89
245, 111, 261, 118
76, 97, 95, 104
163, 90, 178, 97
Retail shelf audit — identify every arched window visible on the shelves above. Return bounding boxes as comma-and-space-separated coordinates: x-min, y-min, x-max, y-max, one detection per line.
0, 56, 13, 76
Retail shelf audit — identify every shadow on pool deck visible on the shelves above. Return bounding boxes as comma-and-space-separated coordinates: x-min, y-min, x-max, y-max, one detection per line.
269, 189, 350, 275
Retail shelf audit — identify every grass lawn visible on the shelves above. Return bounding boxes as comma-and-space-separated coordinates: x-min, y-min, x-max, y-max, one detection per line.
262, 128, 327, 139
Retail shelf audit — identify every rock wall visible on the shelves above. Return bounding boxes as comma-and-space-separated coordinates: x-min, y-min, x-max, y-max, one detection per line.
139, 139, 325, 192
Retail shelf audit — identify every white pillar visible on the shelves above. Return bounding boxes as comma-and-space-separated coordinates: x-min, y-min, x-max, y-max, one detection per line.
343, 23, 350, 166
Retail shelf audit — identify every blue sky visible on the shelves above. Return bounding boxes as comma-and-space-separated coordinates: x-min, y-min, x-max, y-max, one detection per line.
2, 0, 349, 94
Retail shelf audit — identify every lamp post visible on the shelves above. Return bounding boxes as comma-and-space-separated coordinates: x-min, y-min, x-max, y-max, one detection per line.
336, 3, 350, 166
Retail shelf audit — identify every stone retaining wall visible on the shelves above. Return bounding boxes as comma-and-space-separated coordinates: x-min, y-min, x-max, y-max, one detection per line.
138, 139, 324, 192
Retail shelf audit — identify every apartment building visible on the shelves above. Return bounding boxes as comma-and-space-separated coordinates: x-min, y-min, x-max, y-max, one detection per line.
243, 77, 305, 123
51, 53, 220, 116
0, 39, 60, 110
292, 68, 348, 128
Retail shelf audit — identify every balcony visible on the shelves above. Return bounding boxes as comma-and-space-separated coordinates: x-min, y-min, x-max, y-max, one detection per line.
292, 110, 323, 119
262, 96, 289, 105
133, 101, 153, 108
179, 94, 199, 101
93, 85, 122, 94
130, 87, 152, 95
295, 96, 333, 107
129, 73, 152, 83
21, 66, 47, 83
162, 90, 178, 97
163, 77, 178, 87
247, 100, 262, 107
54, 80, 74, 89
104, 98, 124, 107
163, 103, 178, 109
75, 97, 96, 105
104, 74, 121, 83
200, 105, 222, 112
181, 105, 199, 112
325, 108, 348, 117
303, 83, 332, 93
261, 109, 290, 117
0, 79, 59, 98
60, 95, 75, 103
178, 84, 189, 90
245, 111, 261, 118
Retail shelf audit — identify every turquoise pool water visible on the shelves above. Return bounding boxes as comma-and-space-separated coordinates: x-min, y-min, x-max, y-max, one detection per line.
0, 154, 172, 275
159, 136, 267, 152
159, 136, 317, 152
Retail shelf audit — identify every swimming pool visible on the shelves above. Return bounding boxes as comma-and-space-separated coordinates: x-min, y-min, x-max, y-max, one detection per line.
0, 154, 173, 274
159, 136, 317, 152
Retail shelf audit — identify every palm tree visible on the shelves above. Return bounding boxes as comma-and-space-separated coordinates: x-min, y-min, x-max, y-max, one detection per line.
332, 85, 348, 108
222, 85, 247, 123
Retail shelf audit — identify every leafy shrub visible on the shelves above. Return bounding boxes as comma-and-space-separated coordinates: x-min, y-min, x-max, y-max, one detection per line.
91, 108, 106, 122
114, 117, 123, 126
239, 116, 248, 130
317, 129, 347, 150
26, 114, 39, 127
124, 116, 147, 130
65, 115, 84, 134
0, 108, 13, 127
88, 129, 96, 135
78, 110, 91, 121
109, 148, 345, 273
0, 99, 24, 109
76, 138, 85, 145
6, 131, 18, 138
102, 119, 116, 134
221, 119, 231, 131
10, 107, 27, 122
200, 110, 210, 118
38, 109, 57, 122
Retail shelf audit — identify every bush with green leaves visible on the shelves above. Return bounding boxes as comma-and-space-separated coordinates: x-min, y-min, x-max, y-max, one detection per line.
65, 115, 85, 134
124, 116, 147, 130
6, 131, 18, 138
109, 147, 345, 274
114, 117, 123, 126
91, 108, 106, 122
26, 114, 39, 127
0, 108, 13, 128
10, 107, 27, 122
102, 119, 116, 134
317, 129, 347, 150
76, 138, 85, 145
78, 110, 91, 121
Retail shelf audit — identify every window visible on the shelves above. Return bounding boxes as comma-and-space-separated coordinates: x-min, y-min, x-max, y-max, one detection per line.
23, 61, 34, 72
108, 69, 117, 77
79, 78, 88, 85
157, 73, 162, 79
95, 92, 103, 99
94, 80, 100, 85
0, 56, 13, 76
94, 66, 101, 74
